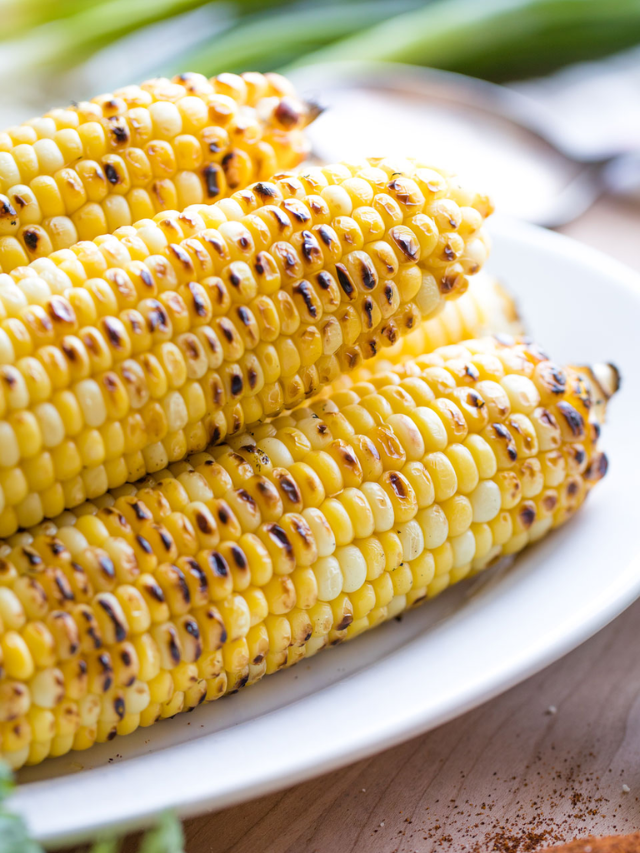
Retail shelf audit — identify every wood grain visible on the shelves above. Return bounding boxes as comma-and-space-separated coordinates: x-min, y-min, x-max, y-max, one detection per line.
66, 197, 640, 853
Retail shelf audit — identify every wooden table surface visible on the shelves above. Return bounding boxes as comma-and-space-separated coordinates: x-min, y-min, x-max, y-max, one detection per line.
68, 197, 640, 853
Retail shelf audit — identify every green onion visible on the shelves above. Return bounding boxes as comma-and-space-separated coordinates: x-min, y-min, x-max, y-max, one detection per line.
169, 0, 420, 76
283, 0, 640, 80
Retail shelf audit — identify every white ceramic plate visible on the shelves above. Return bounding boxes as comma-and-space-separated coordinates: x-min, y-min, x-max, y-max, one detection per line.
10, 218, 640, 848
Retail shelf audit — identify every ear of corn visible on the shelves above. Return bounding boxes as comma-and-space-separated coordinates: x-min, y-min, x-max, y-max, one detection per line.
0, 71, 316, 273
0, 157, 491, 535
0, 336, 614, 769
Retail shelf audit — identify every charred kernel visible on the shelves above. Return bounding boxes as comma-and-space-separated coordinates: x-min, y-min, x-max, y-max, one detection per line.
556, 401, 585, 439
335, 264, 355, 297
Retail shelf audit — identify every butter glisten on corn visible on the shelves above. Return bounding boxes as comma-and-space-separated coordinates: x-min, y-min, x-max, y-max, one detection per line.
0, 157, 492, 535
0, 336, 615, 768
0, 71, 316, 272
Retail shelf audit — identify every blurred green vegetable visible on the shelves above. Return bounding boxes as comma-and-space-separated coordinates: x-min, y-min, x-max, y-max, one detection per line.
285, 0, 640, 80
0, 760, 184, 853
2, 0, 640, 95
0, 763, 44, 853
177, 0, 420, 75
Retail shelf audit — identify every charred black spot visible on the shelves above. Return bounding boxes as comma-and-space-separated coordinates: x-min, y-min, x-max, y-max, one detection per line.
314, 272, 331, 292
48, 296, 75, 325
270, 208, 290, 231
278, 476, 301, 504
168, 631, 181, 665
104, 163, 119, 184
107, 728, 118, 741
158, 528, 173, 552
145, 300, 169, 333
235, 673, 250, 690
557, 401, 585, 437
468, 390, 485, 409
254, 182, 276, 198
97, 598, 127, 642
230, 545, 247, 569
388, 472, 407, 498
281, 248, 297, 269
573, 447, 586, 466
275, 99, 301, 128
188, 282, 208, 317
23, 228, 39, 251
121, 649, 132, 666
230, 374, 243, 396
542, 494, 557, 512
267, 524, 293, 555
140, 268, 154, 289
440, 272, 459, 294
284, 200, 310, 224
254, 253, 266, 275
547, 365, 567, 394
538, 409, 557, 428
293, 281, 317, 318
145, 579, 165, 602
464, 364, 480, 381
109, 118, 129, 144
54, 573, 74, 601
300, 231, 319, 263
103, 318, 125, 349
585, 452, 608, 481
443, 244, 455, 261
136, 535, 153, 555
335, 613, 353, 631
248, 367, 258, 389
237, 489, 257, 510
519, 504, 536, 528
393, 231, 419, 261
194, 511, 214, 535
184, 618, 200, 638
360, 261, 376, 290
174, 568, 191, 604
237, 306, 251, 326
203, 165, 220, 198
215, 322, 234, 347
566, 480, 579, 497
492, 423, 518, 460
208, 552, 229, 577
335, 264, 354, 297
318, 225, 334, 246
22, 548, 42, 568
103, 374, 118, 393
363, 297, 374, 328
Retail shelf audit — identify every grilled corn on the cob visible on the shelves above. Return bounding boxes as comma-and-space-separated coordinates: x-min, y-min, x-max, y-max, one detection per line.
0, 71, 316, 273
0, 336, 614, 768
0, 157, 491, 535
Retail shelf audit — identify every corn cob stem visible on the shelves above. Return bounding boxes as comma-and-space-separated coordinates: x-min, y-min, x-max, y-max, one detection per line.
0, 157, 491, 535
0, 70, 315, 273
0, 335, 613, 769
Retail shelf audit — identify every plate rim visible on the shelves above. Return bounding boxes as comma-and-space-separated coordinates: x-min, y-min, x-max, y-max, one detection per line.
10, 217, 640, 847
